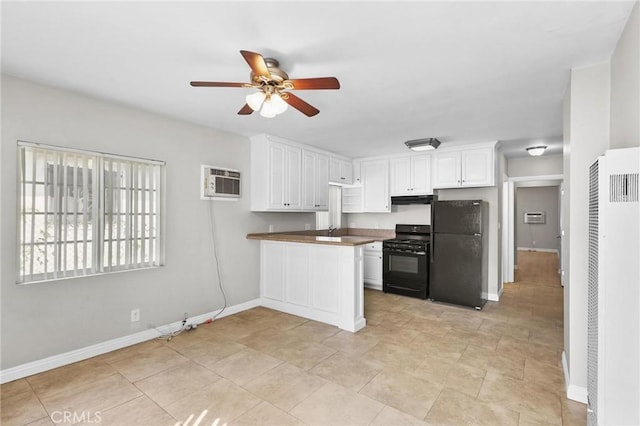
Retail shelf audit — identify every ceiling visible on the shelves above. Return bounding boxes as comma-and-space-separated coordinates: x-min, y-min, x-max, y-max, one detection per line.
1, 1, 635, 159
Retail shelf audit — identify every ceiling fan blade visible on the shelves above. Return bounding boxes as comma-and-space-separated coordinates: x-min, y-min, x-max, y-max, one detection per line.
190, 81, 247, 88
240, 50, 271, 79
238, 104, 254, 115
283, 93, 320, 117
287, 77, 340, 90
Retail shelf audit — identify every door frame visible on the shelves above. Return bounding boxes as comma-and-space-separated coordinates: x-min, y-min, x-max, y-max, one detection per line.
501, 174, 563, 287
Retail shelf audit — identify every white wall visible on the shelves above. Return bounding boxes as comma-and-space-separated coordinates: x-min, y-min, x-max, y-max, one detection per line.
562, 3, 640, 402
0, 76, 314, 369
610, 1, 640, 149
563, 61, 611, 401
515, 186, 560, 251
346, 204, 431, 229
507, 154, 563, 177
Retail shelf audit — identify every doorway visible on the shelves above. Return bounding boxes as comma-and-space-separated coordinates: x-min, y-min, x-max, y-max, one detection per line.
501, 175, 563, 289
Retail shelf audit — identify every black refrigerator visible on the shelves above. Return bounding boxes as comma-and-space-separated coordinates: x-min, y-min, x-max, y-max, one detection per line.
430, 200, 488, 309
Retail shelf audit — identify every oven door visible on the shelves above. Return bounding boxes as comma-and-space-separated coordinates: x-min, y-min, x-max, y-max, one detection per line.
382, 248, 429, 299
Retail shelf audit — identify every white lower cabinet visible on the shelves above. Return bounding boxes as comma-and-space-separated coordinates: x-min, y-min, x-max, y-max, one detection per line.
260, 241, 366, 332
363, 241, 383, 290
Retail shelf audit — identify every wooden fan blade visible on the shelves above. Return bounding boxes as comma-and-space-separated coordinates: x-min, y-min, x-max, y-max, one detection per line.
287, 77, 340, 90
190, 81, 246, 88
240, 50, 271, 79
238, 104, 254, 115
283, 93, 320, 117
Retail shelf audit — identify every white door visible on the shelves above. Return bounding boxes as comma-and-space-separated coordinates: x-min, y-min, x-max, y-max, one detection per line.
340, 160, 353, 184
316, 154, 330, 210
411, 154, 431, 194
361, 159, 390, 212
268, 142, 287, 209
461, 148, 493, 186
390, 157, 411, 196
302, 151, 317, 210
433, 151, 461, 188
285, 146, 302, 209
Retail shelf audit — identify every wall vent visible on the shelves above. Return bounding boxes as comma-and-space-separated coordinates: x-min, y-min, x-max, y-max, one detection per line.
609, 173, 638, 203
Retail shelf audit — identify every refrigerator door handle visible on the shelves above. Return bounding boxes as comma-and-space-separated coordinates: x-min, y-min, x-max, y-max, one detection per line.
430, 204, 435, 263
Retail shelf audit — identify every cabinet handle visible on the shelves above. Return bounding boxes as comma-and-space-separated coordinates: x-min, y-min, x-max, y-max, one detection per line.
341, 177, 345, 180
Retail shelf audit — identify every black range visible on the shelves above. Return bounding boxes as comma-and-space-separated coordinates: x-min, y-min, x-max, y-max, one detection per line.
382, 224, 430, 299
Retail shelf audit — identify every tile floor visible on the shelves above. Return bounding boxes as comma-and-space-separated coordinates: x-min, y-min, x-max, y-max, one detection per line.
1, 250, 586, 425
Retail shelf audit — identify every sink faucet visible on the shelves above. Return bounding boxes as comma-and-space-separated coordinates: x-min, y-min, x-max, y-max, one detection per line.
328, 226, 336, 235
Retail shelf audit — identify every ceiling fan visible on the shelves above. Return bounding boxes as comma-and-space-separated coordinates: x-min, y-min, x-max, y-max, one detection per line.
190, 50, 340, 118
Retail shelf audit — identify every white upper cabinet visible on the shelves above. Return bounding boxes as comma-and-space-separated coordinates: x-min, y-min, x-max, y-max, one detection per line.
461, 148, 493, 187
390, 154, 432, 196
433, 151, 462, 188
361, 159, 390, 212
251, 134, 338, 212
302, 150, 329, 210
268, 141, 302, 210
432, 143, 496, 189
329, 157, 353, 184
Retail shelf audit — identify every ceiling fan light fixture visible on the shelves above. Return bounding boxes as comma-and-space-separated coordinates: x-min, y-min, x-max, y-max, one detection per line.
526, 145, 547, 156
270, 93, 289, 115
246, 91, 266, 111
405, 138, 441, 151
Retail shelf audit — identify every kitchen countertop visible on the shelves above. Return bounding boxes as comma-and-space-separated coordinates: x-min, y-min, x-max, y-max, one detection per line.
246, 228, 394, 246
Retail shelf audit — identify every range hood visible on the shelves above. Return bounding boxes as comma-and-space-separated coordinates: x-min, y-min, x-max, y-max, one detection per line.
391, 195, 437, 205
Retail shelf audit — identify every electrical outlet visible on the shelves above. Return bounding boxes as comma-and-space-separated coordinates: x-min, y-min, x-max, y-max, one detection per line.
268, 224, 274, 232
131, 309, 140, 323
305, 223, 311, 230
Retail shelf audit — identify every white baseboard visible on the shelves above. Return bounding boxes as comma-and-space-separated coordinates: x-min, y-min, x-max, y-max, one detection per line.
517, 247, 559, 254
364, 283, 382, 291
562, 351, 588, 404
484, 292, 500, 302
0, 298, 260, 384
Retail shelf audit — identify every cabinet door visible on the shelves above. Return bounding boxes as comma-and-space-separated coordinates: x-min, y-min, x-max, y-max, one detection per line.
433, 151, 461, 189
329, 158, 340, 182
363, 251, 382, 285
285, 146, 302, 209
340, 160, 353, 184
316, 154, 330, 209
411, 154, 431, 194
302, 150, 317, 210
267, 142, 287, 209
390, 157, 412, 196
361, 159, 390, 212
461, 147, 494, 187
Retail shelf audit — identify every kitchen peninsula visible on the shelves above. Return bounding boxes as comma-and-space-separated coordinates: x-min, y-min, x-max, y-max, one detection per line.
247, 229, 392, 332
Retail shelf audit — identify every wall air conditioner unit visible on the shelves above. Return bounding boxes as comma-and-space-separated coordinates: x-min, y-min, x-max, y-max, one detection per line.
200, 165, 241, 200
524, 211, 546, 224
587, 147, 639, 426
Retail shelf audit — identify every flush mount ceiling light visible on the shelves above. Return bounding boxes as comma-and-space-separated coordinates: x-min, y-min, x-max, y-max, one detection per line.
405, 138, 442, 151
526, 145, 547, 156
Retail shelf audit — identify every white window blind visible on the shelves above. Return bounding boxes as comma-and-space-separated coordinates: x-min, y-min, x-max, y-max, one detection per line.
17, 142, 165, 283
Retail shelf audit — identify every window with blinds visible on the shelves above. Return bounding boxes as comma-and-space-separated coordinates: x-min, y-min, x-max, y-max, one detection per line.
17, 142, 165, 283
